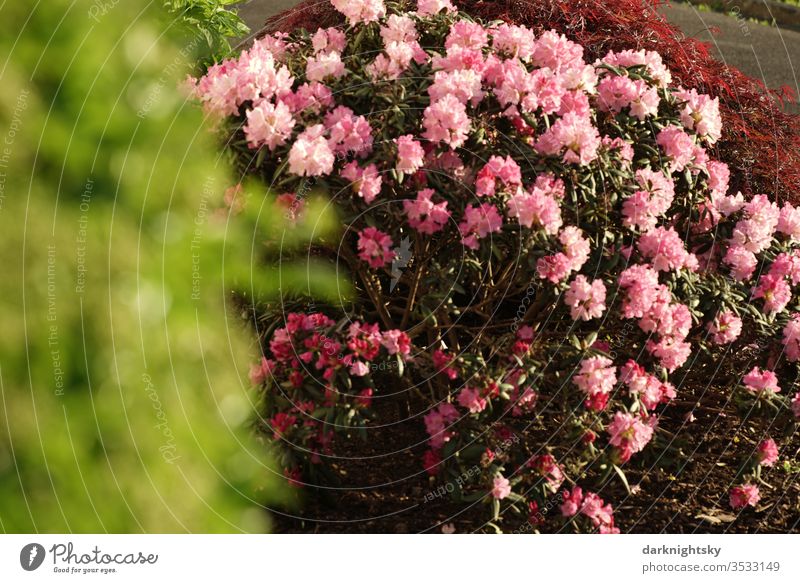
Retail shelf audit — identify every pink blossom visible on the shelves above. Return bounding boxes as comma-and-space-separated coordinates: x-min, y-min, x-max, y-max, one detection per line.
618, 264, 665, 319
560, 487, 584, 517
646, 336, 692, 372
580, 492, 617, 532
306, 50, 346, 82
325, 106, 373, 157
607, 411, 654, 462
458, 203, 503, 249
560, 226, 591, 270
381, 329, 411, 356
732, 194, 780, 253
536, 253, 573, 283
622, 168, 675, 231
244, 100, 295, 150
536, 112, 601, 165
742, 367, 781, 395
475, 155, 521, 197
357, 227, 395, 268
638, 227, 695, 272
792, 393, 800, 418
507, 188, 562, 234
429, 68, 485, 105
656, 126, 695, 172
445, 20, 489, 51
565, 275, 607, 321
729, 484, 760, 510
422, 94, 471, 149
619, 360, 675, 410
769, 252, 800, 285
753, 274, 792, 315
706, 310, 742, 344
723, 245, 757, 281
380, 14, 417, 43
706, 160, 730, 196
492, 24, 537, 61
350, 361, 370, 376
596, 75, 638, 113
778, 202, 800, 241
404, 188, 451, 234
283, 82, 334, 114
639, 302, 692, 341
288, 125, 335, 177
249, 357, 274, 385
532, 30, 586, 79
676, 88, 722, 143
757, 438, 778, 466
423, 403, 458, 450
491, 475, 512, 499
331, 0, 385, 25
711, 190, 745, 217
573, 356, 617, 411
602, 49, 672, 86
782, 315, 800, 362
341, 161, 383, 204
312, 27, 346, 54
458, 387, 488, 413
395, 135, 425, 175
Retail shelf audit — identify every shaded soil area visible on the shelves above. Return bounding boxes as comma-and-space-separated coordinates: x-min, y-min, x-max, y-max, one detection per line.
270, 371, 800, 533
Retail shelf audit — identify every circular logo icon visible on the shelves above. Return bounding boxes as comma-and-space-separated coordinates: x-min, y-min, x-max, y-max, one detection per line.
20, 543, 46, 571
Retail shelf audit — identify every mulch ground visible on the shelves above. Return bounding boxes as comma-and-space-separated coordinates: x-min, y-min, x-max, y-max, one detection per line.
270, 366, 800, 533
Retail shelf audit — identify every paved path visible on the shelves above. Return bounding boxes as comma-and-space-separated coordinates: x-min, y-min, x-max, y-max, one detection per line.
235, 1, 800, 111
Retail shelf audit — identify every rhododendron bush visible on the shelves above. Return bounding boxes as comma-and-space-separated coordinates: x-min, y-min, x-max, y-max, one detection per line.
193, 1, 800, 532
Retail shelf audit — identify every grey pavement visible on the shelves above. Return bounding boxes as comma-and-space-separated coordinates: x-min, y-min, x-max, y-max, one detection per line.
235, 1, 800, 111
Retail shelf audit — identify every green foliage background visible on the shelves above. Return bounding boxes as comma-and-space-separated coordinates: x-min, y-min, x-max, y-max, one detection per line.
0, 0, 338, 532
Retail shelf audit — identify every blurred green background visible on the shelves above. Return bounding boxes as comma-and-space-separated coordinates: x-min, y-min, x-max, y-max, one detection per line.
0, 0, 337, 532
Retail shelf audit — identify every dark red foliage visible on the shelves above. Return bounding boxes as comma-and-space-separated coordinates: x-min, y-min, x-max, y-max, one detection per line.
260, 0, 800, 203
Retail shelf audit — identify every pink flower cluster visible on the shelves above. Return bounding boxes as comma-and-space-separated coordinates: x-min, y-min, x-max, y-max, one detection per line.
564, 275, 607, 321
606, 411, 655, 463
619, 360, 676, 411
729, 483, 760, 510
622, 169, 675, 231
560, 487, 619, 533
573, 356, 617, 411
357, 227, 396, 268
742, 367, 781, 395
536, 226, 590, 283
706, 310, 742, 345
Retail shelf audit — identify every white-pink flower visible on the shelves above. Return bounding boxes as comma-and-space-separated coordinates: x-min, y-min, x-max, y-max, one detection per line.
730, 483, 760, 510
404, 189, 451, 234
782, 315, 800, 362
742, 367, 781, 395
288, 125, 335, 177
573, 356, 617, 411
331, 0, 386, 26
422, 94, 471, 149
244, 100, 295, 150
564, 275, 606, 321
395, 135, 425, 175
341, 161, 383, 204
458, 203, 503, 249
416, 0, 456, 16
706, 310, 742, 345
491, 475, 512, 499
607, 411, 654, 462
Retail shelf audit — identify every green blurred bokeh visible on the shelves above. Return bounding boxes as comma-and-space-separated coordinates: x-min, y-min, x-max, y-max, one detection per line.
0, 0, 339, 532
